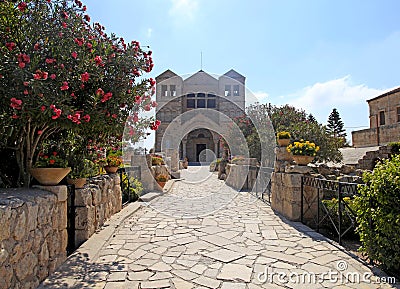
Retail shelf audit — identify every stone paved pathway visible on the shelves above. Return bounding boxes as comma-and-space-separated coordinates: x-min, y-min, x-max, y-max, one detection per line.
39, 167, 399, 289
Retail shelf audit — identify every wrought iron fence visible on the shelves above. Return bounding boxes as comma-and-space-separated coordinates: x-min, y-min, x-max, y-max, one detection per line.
66, 184, 76, 255
253, 166, 273, 204
301, 176, 364, 245
118, 166, 141, 206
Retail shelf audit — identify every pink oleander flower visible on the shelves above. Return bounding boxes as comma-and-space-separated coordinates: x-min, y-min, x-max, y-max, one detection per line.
71, 51, 78, 59
60, 81, 69, 91
96, 88, 104, 96
17, 2, 27, 12
6, 42, 16, 51
10, 98, 22, 110
101, 92, 112, 103
81, 72, 90, 82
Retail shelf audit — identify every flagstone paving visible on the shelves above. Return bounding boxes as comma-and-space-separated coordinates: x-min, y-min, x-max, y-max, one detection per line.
39, 167, 399, 289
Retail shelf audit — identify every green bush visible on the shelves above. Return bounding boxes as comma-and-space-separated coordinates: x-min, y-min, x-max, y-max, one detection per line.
354, 155, 400, 272
388, 141, 400, 155
121, 175, 143, 203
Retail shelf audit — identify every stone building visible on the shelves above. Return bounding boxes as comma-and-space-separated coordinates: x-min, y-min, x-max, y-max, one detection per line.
154, 69, 246, 163
352, 87, 400, 147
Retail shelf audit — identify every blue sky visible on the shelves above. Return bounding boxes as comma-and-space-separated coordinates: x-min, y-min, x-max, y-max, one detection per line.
83, 0, 400, 144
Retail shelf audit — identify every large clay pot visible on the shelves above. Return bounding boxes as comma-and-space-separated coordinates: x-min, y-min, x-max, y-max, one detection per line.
277, 138, 290, 147
157, 181, 166, 188
67, 178, 87, 189
292, 155, 314, 166
104, 166, 119, 174
30, 167, 71, 186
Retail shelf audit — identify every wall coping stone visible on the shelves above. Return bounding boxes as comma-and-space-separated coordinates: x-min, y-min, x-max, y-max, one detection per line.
32, 185, 68, 202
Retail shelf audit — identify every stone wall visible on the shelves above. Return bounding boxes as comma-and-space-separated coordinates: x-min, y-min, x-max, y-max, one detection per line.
74, 174, 122, 247
225, 158, 259, 190
271, 170, 319, 222
0, 187, 68, 289
355, 145, 393, 170
352, 125, 400, 147
270, 146, 361, 222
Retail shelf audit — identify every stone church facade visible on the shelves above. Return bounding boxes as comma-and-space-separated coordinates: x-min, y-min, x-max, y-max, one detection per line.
154, 69, 246, 162
352, 87, 400, 147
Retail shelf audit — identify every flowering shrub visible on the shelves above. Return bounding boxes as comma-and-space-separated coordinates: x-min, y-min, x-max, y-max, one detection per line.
0, 0, 159, 186
287, 140, 320, 156
35, 151, 68, 168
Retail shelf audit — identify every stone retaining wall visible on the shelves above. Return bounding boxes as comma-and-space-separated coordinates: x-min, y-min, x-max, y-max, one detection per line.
0, 187, 68, 289
225, 158, 259, 190
74, 174, 122, 247
271, 171, 319, 221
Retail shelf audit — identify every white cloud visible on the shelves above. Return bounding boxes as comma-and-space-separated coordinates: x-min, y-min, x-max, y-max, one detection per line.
254, 91, 269, 102
286, 76, 383, 111
146, 28, 153, 38
271, 76, 396, 142
169, 0, 199, 22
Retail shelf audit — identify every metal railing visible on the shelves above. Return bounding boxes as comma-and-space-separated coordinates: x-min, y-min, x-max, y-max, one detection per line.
253, 166, 273, 204
301, 176, 364, 245
66, 184, 76, 255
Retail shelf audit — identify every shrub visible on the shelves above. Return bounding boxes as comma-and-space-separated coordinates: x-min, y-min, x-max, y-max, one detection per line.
121, 175, 142, 202
388, 141, 400, 155
321, 197, 357, 238
354, 155, 400, 272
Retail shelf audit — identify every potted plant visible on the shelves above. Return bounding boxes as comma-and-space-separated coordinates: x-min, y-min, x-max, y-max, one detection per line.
67, 159, 99, 188
151, 155, 164, 166
286, 139, 320, 165
30, 150, 70, 186
104, 155, 123, 174
277, 131, 291, 147
155, 174, 168, 188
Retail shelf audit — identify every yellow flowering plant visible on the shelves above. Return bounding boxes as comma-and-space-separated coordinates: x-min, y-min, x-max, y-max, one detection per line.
286, 139, 320, 156
277, 131, 291, 139
106, 155, 123, 167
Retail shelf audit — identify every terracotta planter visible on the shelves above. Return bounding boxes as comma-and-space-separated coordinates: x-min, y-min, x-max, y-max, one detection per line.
292, 155, 314, 166
30, 167, 71, 186
67, 178, 87, 189
277, 138, 290, 147
157, 181, 166, 188
104, 166, 119, 174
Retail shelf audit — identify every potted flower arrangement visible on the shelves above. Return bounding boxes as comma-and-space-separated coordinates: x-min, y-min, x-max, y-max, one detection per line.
30, 150, 70, 185
67, 159, 99, 188
286, 139, 320, 165
151, 155, 164, 166
155, 174, 168, 188
277, 131, 291, 147
104, 155, 123, 174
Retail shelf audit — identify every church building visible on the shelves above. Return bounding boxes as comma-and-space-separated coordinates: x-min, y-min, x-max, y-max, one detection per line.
154, 69, 246, 163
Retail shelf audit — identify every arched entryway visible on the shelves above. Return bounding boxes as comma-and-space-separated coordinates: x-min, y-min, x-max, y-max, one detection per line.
181, 128, 221, 163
